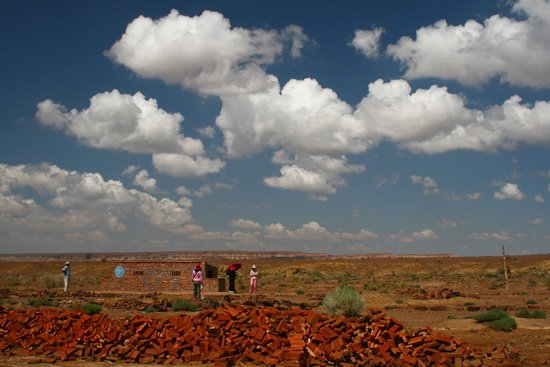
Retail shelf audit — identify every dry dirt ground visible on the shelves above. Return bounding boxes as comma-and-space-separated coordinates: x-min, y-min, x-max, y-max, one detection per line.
0, 254, 549, 366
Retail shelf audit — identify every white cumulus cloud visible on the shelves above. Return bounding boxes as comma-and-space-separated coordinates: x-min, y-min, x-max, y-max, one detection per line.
410, 175, 440, 195
494, 183, 525, 200
531, 218, 543, 225
152, 153, 225, 178
198, 126, 216, 138
387, 229, 438, 243
0, 163, 193, 233
133, 169, 157, 192
470, 231, 511, 241
351, 27, 385, 58
107, 10, 306, 96
387, 0, 550, 88
36, 90, 223, 178
467, 192, 481, 200
231, 219, 261, 229
36, 90, 202, 155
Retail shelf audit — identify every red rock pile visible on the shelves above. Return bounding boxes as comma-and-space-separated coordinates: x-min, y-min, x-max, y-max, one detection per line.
0, 305, 516, 366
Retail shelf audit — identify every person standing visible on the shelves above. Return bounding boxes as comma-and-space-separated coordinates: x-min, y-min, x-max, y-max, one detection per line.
192, 263, 204, 299
226, 264, 237, 293
249, 265, 258, 293
61, 261, 70, 292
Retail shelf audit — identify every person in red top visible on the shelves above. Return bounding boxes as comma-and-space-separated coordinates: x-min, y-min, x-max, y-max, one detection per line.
192, 263, 204, 299
227, 264, 237, 293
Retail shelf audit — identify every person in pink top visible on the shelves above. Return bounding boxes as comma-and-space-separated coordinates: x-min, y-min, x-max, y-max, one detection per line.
249, 265, 258, 293
192, 263, 204, 299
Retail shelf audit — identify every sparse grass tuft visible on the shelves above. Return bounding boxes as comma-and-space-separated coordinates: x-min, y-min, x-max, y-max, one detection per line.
81, 303, 101, 315
145, 305, 160, 313
40, 273, 63, 289
323, 285, 364, 317
463, 302, 475, 306
26, 298, 53, 307
172, 298, 199, 312
296, 289, 305, 295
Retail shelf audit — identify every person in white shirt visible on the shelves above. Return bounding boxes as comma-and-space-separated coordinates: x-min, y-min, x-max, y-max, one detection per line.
249, 265, 258, 293
61, 261, 70, 292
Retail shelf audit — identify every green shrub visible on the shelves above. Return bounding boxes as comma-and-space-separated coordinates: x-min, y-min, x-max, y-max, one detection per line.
322, 285, 365, 317
471, 309, 508, 323
172, 298, 199, 312
463, 302, 475, 306
296, 290, 305, 295
27, 298, 53, 307
515, 309, 546, 319
526, 299, 537, 305
81, 303, 101, 315
145, 305, 159, 313
489, 316, 517, 332
532, 310, 547, 319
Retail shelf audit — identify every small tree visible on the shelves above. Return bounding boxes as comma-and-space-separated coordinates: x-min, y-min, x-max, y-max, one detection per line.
322, 285, 365, 317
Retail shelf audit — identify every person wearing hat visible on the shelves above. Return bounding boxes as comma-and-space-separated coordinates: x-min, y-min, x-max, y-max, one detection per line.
226, 264, 237, 293
249, 265, 259, 294
192, 263, 204, 299
61, 261, 70, 292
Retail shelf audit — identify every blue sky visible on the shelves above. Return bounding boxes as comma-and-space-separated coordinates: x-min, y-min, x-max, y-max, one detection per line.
1, 0, 549, 255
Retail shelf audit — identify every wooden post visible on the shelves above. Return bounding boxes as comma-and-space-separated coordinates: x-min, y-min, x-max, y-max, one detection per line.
502, 246, 509, 290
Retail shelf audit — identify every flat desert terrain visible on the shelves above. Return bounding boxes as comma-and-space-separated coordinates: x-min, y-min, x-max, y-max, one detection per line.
0, 253, 549, 366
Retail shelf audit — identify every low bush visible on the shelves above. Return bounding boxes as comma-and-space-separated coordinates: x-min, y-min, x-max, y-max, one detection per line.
81, 303, 101, 315
295, 290, 305, 295
463, 302, 475, 306
322, 285, 365, 317
515, 309, 546, 319
172, 298, 199, 312
526, 299, 537, 305
489, 316, 517, 332
471, 309, 508, 323
145, 305, 160, 313
470, 308, 517, 332
531, 310, 547, 319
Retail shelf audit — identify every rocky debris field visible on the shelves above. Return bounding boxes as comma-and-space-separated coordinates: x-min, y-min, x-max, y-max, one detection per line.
0, 305, 517, 367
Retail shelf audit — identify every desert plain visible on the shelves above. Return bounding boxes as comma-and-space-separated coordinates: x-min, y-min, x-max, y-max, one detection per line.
0, 252, 549, 366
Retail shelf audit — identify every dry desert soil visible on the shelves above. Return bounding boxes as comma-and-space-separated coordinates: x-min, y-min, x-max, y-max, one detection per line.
0, 252, 549, 366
